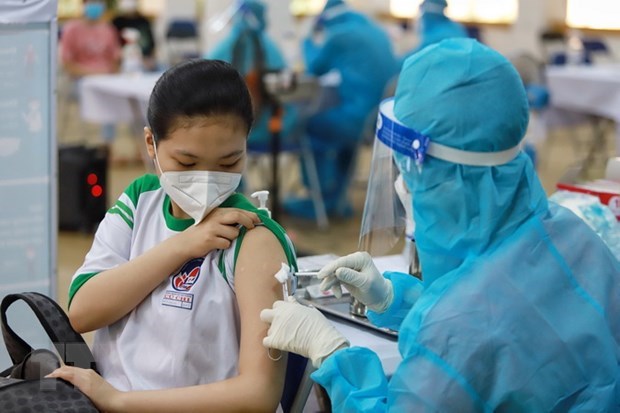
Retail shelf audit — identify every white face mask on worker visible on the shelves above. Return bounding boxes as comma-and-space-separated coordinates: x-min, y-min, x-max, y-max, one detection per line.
153, 141, 241, 224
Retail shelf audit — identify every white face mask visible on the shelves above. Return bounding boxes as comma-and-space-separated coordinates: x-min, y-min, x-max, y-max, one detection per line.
153, 141, 242, 225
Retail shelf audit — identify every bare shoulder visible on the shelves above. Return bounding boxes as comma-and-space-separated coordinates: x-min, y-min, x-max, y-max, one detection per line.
235, 226, 286, 279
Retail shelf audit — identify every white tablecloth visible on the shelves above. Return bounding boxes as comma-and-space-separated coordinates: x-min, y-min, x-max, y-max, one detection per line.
79, 73, 160, 124
546, 65, 620, 154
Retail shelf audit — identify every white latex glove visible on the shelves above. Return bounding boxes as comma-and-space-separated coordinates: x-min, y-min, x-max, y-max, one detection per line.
260, 299, 349, 368
318, 251, 394, 313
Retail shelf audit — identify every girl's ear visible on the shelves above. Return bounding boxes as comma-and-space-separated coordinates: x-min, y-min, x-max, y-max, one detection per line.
144, 127, 156, 160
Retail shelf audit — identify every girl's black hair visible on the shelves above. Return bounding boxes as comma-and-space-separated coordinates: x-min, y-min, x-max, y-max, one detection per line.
147, 59, 254, 141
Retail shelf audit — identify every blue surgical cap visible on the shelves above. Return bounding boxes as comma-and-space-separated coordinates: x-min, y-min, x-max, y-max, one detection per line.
324, 0, 345, 11
394, 38, 528, 153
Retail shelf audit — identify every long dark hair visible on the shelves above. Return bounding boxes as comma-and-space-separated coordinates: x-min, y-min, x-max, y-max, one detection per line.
147, 59, 254, 141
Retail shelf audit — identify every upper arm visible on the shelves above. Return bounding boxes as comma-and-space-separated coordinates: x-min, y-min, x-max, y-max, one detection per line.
69, 202, 133, 307
306, 35, 339, 75
233, 226, 288, 407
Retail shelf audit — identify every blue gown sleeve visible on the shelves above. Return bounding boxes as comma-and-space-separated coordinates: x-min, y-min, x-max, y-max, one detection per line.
303, 36, 334, 76
367, 271, 425, 331
311, 347, 389, 412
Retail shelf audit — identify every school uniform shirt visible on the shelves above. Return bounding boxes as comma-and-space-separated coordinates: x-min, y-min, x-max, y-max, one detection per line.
69, 174, 282, 391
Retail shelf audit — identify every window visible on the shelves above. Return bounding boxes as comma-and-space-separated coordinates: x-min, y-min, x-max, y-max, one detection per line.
290, 0, 326, 17
58, 0, 81, 19
566, 0, 620, 30
390, 0, 518, 24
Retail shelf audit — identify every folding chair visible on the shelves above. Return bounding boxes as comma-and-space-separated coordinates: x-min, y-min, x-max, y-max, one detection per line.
165, 19, 200, 65
280, 353, 315, 413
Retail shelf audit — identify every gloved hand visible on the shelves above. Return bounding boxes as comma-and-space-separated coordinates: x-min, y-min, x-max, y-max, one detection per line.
318, 251, 394, 313
260, 299, 349, 369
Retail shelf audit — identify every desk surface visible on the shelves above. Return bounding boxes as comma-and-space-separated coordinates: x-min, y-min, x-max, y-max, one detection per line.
546, 64, 620, 121
546, 64, 620, 155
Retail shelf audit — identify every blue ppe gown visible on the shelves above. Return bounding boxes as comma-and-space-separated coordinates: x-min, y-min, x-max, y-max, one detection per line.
292, 8, 398, 215
207, 2, 298, 147
400, 3, 468, 65
311, 39, 620, 412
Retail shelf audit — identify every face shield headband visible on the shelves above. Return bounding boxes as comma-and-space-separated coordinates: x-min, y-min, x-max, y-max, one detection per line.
377, 98, 522, 171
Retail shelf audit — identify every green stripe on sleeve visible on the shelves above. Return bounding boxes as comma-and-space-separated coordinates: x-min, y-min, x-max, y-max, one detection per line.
108, 207, 134, 229
221, 193, 298, 273
115, 199, 134, 220
124, 174, 161, 207
68, 272, 99, 308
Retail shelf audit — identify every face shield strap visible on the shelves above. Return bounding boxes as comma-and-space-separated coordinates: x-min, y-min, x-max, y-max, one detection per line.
377, 98, 522, 169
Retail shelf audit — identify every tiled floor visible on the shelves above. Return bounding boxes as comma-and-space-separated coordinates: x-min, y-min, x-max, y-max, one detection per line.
56, 90, 616, 412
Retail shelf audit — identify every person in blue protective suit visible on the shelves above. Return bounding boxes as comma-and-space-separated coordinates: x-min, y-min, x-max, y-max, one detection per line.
261, 38, 620, 412
284, 0, 399, 219
401, 0, 467, 64
207, 0, 299, 148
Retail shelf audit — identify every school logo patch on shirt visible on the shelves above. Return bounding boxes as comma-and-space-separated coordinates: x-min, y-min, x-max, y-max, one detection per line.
171, 258, 204, 291
162, 258, 204, 310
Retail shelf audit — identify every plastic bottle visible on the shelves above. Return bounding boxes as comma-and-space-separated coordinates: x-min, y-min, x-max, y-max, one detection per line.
566, 29, 585, 66
121, 28, 143, 75
251, 190, 271, 218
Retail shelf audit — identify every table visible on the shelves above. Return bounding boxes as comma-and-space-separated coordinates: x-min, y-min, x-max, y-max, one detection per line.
79, 73, 161, 168
546, 65, 620, 155
79, 73, 160, 125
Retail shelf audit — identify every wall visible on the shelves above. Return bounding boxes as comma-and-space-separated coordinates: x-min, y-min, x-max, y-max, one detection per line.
153, 0, 620, 66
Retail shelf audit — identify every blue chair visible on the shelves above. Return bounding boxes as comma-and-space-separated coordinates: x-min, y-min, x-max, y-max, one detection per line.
280, 353, 315, 413
165, 19, 200, 63
166, 20, 198, 39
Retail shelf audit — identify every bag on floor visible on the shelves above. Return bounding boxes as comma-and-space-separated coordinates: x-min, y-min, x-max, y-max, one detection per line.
0, 292, 99, 412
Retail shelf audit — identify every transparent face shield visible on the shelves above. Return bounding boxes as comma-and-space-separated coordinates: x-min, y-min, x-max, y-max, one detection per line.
360, 98, 523, 256
359, 100, 412, 256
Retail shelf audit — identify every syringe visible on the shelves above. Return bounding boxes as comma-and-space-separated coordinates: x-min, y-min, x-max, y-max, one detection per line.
274, 263, 292, 298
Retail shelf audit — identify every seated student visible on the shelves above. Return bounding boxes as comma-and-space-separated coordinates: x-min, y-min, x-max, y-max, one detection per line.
49, 60, 296, 412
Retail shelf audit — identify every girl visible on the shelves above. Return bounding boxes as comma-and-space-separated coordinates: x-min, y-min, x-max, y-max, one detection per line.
50, 59, 295, 412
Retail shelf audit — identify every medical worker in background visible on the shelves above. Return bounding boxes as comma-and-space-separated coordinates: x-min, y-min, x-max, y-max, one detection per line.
401, 0, 467, 64
262, 39, 620, 411
284, 0, 398, 219
207, 0, 299, 149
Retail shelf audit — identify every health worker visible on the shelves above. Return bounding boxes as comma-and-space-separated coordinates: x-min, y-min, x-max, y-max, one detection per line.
285, 0, 398, 219
261, 38, 620, 412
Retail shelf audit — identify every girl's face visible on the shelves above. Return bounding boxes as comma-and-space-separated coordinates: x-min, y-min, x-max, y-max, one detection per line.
145, 114, 247, 175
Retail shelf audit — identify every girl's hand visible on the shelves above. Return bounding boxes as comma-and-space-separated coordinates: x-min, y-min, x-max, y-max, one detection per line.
179, 208, 260, 259
47, 366, 122, 413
